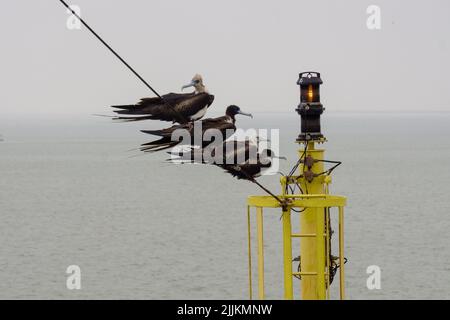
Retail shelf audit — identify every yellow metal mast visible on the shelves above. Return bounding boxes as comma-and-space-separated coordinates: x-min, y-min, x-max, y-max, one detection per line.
246, 72, 346, 300
298, 142, 326, 299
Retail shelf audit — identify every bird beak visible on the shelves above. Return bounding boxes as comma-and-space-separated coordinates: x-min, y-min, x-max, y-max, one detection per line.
237, 110, 253, 118
275, 155, 287, 160
181, 81, 195, 91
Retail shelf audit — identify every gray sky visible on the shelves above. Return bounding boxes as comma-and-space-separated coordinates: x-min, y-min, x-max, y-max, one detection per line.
1, 0, 449, 118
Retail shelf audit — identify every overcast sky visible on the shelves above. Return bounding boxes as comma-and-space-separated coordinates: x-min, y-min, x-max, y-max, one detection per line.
1, 0, 449, 118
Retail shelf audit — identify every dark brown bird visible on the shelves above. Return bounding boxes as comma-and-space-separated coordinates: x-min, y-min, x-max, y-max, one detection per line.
139, 105, 252, 152
169, 139, 285, 180
111, 74, 214, 124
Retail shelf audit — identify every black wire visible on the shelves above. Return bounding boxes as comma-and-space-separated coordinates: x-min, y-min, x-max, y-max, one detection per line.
58, 0, 187, 124
302, 142, 309, 194
289, 185, 295, 194
284, 141, 308, 195
314, 161, 342, 177
319, 160, 342, 164
59, 0, 159, 97
288, 183, 305, 213
294, 256, 301, 280
235, 167, 286, 208
282, 109, 312, 198
287, 145, 307, 177
284, 140, 308, 212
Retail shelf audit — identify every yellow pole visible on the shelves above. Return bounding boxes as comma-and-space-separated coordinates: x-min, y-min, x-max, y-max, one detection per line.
299, 141, 326, 299
282, 208, 293, 299
339, 206, 345, 300
247, 206, 253, 300
256, 207, 265, 299
315, 207, 326, 299
325, 208, 331, 300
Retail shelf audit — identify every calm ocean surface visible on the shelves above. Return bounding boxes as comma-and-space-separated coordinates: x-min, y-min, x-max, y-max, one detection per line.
1, 112, 449, 299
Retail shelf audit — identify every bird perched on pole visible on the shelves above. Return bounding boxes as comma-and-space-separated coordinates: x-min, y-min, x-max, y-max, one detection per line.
111, 74, 214, 124
169, 138, 287, 204
139, 105, 253, 152
169, 139, 285, 180
217, 141, 285, 180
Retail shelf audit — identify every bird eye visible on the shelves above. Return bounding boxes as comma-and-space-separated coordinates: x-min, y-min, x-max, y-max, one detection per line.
195, 80, 200, 84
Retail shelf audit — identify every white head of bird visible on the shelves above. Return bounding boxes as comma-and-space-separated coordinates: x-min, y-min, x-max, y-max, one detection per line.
182, 74, 208, 94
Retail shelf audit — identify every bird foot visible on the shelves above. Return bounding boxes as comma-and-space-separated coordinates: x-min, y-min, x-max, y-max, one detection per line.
187, 121, 195, 131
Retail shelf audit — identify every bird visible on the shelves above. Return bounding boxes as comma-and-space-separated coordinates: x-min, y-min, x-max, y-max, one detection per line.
218, 143, 285, 180
139, 105, 253, 152
111, 74, 214, 124
169, 138, 286, 180
168, 138, 288, 207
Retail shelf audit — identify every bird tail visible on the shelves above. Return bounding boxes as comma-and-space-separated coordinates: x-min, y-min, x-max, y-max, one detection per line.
112, 115, 159, 122
110, 101, 177, 122
140, 137, 180, 153
141, 129, 164, 136
166, 148, 207, 164
110, 103, 157, 122
111, 104, 149, 115
140, 126, 181, 137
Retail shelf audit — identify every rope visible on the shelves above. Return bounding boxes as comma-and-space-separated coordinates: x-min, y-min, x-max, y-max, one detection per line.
59, 0, 159, 96
314, 160, 342, 176
58, 0, 187, 124
284, 114, 310, 196
236, 168, 286, 208
250, 177, 285, 207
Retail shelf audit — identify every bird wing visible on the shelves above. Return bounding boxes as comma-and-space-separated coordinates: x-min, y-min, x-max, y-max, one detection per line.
219, 146, 264, 180
136, 93, 198, 121
113, 93, 194, 115
171, 93, 214, 121
222, 162, 262, 180
199, 121, 235, 148
202, 118, 235, 133
140, 123, 187, 137
112, 92, 212, 123
213, 140, 257, 165
139, 92, 195, 105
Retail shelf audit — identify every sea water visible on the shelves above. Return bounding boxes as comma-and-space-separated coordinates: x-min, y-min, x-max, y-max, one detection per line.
0, 112, 449, 299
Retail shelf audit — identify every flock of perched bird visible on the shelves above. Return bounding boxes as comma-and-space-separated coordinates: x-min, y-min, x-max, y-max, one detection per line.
110, 74, 283, 181
56, 2, 282, 190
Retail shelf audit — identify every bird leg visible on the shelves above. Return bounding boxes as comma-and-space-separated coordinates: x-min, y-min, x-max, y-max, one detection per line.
187, 121, 195, 131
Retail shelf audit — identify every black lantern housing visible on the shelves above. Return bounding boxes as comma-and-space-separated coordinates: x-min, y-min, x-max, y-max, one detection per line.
296, 71, 324, 142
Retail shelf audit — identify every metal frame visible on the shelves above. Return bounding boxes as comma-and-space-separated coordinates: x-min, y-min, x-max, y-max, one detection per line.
246, 194, 346, 300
